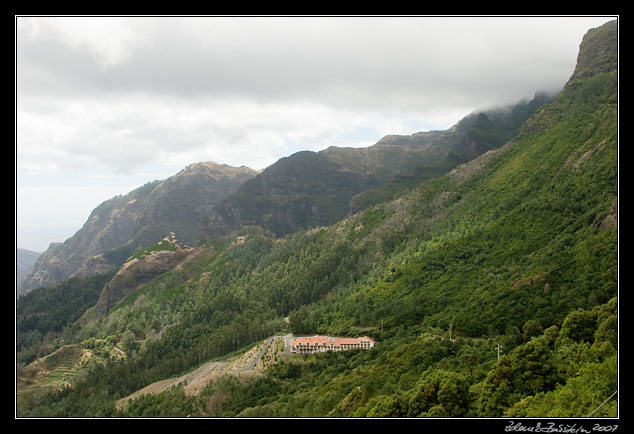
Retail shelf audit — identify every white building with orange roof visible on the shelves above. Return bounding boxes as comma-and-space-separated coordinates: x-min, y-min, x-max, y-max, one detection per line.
289, 335, 377, 354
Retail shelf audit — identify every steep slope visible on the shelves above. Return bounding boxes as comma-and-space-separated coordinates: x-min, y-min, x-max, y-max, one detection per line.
568, 19, 618, 82
19, 162, 257, 294
207, 93, 553, 238
346, 90, 554, 163
320, 18, 618, 338
16, 248, 41, 294
17, 20, 617, 418
205, 151, 375, 237
345, 92, 554, 212
91, 233, 196, 318
19, 93, 551, 294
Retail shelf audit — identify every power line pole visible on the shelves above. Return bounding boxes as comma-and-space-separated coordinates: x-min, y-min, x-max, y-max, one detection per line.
496, 343, 503, 362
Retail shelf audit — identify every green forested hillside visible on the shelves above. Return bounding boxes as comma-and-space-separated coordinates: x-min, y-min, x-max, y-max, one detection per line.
16, 20, 617, 419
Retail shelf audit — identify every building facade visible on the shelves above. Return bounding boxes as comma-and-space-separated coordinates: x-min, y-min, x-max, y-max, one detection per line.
289, 335, 377, 354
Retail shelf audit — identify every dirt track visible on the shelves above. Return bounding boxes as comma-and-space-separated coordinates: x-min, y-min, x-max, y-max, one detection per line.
116, 335, 286, 409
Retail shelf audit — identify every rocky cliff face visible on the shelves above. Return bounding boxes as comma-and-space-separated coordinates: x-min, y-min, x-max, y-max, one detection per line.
568, 20, 618, 82
206, 151, 376, 237
91, 233, 195, 317
19, 162, 256, 294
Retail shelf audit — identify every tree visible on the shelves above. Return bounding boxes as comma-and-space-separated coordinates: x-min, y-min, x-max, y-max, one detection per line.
594, 314, 617, 348
556, 308, 597, 346
120, 329, 137, 354
479, 356, 514, 417
522, 320, 543, 342
366, 395, 407, 417
406, 368, 470, 417
511, 336, 559, 396
457, 345, 480, 378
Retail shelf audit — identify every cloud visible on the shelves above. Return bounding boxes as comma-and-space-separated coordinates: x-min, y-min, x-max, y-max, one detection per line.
19, 16, 608, 104
17, 16, 145, 70
17, 91, 446, 174
18, 16, 614, 175
16, 16, 616, 250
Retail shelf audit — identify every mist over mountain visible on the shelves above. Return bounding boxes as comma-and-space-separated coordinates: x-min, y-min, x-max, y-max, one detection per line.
198, 92, 555, 238
19, 91, 554, 296
16, 20, 617, 420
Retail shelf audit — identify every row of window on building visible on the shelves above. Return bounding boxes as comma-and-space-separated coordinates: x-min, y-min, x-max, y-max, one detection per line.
289, 335, 377, 354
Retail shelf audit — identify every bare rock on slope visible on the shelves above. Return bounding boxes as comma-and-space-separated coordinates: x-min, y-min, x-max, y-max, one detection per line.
92, 233, 195, 318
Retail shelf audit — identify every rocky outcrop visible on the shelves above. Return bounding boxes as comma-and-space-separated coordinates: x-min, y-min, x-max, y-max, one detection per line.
594, 200, 618, 232
92, 233, 195, 317
19, 162, 256, 294
568, 20, 618, 82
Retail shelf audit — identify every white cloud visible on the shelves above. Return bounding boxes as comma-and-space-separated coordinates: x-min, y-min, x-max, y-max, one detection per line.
17, 16, 145, 70
17, 92, 467, 174
15, 15, 616, 250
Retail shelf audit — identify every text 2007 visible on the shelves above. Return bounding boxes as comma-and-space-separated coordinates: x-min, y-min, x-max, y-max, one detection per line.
593, 425, 618, 432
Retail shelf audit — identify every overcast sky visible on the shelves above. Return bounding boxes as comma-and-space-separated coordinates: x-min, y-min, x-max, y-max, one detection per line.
15, 15, 615, 252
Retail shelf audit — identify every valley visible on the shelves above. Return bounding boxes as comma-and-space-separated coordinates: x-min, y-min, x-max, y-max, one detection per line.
16, 20, 618, 419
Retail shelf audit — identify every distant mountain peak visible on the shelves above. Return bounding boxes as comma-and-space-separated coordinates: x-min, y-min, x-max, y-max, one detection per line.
18, 161, 257, 294
176, 161, 256, 179
568, 19, 617, 83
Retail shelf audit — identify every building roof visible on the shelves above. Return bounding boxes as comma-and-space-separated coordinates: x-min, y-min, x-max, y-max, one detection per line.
332, 337, 360, 345
291, 335, 377, 347
292, 335, 330, 346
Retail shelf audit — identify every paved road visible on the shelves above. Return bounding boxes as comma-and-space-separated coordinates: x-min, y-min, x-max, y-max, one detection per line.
233, 334, 294, 371
236, 337, 274, 371
282, 334, 294, 354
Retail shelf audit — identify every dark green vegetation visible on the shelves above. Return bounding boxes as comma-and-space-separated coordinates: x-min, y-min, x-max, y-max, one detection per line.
16, 20, 617, 418
17, 271, 116, 366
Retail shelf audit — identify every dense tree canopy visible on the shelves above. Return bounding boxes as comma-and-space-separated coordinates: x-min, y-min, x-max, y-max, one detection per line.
16, 21, 617, 419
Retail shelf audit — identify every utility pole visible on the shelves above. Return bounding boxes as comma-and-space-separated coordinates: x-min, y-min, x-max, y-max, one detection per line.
496, 344, 503, 362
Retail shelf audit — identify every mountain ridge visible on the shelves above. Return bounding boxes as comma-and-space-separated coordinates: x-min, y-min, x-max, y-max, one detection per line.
18, 162, 257, 294
16, 19, 617, 419
204, 91, 555, 238
19, 92, 554, 296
